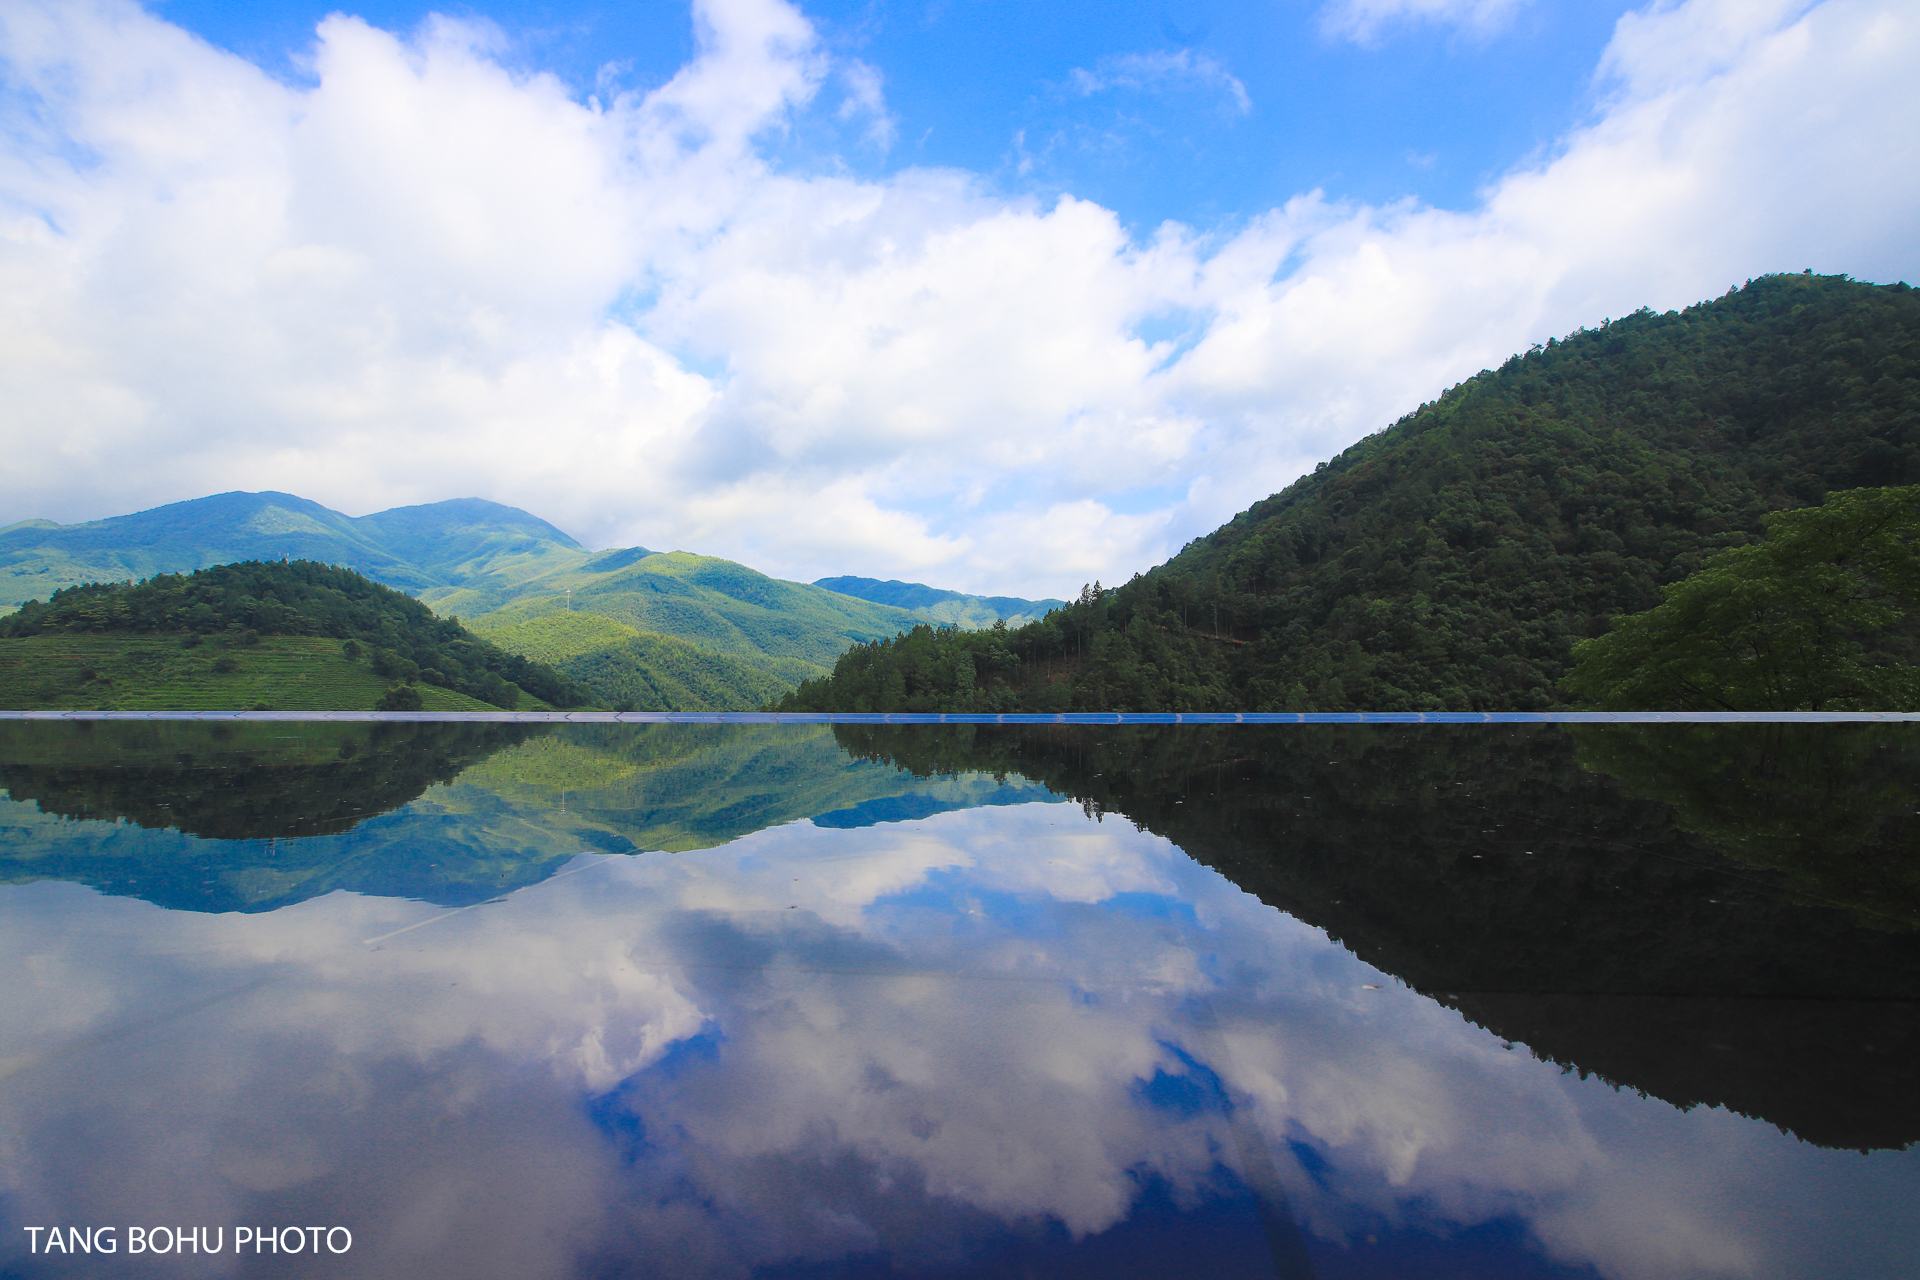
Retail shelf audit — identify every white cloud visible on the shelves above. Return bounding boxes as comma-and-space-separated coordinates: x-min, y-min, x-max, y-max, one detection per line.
1319, 0, 1535, 45
0, 0, 1915, 600
1067, 49, 1252, 116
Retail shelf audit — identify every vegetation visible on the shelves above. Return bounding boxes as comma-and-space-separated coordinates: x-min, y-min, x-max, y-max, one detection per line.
0, 634, 516, 712
473, 612, 791, 711
462, 550, 920, 675
781, 273, 1920, 711
0, 559, 595, 709
1563, 484, 1920, 709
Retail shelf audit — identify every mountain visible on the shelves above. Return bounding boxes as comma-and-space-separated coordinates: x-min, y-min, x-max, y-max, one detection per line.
0, 491, 928, 706
0, 491, 591, 608
813, 577, 1064, 629
780, 273, 1920, 712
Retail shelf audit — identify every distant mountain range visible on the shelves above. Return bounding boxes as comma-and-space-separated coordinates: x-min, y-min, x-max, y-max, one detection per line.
813, 577, 1063, 629
0, 490, 1065, 709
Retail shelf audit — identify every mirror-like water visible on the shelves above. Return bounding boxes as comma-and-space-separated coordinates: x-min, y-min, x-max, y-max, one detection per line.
1, 721, 1915, 1279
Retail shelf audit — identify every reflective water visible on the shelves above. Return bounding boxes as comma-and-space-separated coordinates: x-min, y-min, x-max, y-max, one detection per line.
0, 721, 1915, 1279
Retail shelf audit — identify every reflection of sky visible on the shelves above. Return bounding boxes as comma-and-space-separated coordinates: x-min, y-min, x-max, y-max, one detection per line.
0, 804, 1914, 1279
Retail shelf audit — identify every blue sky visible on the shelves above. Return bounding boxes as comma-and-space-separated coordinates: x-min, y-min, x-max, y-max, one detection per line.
153, 0, 1636, 230
3, 0, 1916, 596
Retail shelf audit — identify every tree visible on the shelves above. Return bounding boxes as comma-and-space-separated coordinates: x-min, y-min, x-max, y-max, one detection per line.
1562, 485, 1920, 710
375, 685, 424, 712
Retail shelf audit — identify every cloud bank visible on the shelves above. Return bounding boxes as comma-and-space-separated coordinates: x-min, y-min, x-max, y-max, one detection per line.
0, 0, 1915, 596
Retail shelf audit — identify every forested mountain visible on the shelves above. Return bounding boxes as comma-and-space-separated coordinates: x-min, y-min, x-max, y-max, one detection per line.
0, 491, 589, 607
781, 273, 1920, 712
814, 577, 1064, 629
0, 560, 593, 710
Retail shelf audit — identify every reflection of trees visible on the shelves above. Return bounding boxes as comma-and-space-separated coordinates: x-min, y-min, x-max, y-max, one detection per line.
0, 721, 566, 914
0, 720, 548, 840
1570, 723, 1920, 930
836, 722, 1920, 1152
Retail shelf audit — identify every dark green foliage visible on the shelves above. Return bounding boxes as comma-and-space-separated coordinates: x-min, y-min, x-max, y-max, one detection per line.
1563, 484, 1920, 709
375, 684, 425, 711
558, 632, 792, 711
1, 559, 594, 709
783, 274, 1920, 711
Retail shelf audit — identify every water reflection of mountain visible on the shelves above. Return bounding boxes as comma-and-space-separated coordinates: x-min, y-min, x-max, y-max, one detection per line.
0, 720, 546, 840
0, 722, 1056, 914
835, 722, 1920, 1153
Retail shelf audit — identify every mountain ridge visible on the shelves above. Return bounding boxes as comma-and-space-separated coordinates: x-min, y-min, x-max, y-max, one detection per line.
780, 272, 1920, 712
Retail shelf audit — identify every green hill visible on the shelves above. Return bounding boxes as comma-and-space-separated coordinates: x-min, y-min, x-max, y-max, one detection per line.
461, 550, 924, 679
0, 559, 594, 710
470, 613, 790, 711
781, 273, 1920, 712
0, 634, 525, 712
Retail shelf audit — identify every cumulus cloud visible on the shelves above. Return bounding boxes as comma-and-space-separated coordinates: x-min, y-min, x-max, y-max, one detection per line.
0, 0, 1915, 598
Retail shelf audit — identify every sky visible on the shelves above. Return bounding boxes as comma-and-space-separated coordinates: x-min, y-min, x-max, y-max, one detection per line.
1, 0, 1916, 598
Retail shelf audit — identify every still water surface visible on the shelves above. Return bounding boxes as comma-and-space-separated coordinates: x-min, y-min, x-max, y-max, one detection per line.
0, 720, 1915, 1279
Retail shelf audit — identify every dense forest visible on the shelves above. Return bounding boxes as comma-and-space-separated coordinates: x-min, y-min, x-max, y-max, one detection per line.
780, 273, 1920, 711
0, 559, 594, 709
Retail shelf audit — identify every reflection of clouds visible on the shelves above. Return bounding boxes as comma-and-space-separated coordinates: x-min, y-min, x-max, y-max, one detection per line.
0, 805, 1913, 1279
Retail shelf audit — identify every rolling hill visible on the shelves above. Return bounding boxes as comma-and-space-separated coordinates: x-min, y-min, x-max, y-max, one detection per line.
0, 559, 593, 711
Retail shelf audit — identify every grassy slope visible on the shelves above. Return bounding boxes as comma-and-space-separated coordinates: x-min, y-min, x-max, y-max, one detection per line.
0, 635, 540, 711
472, 613, 791, 710
465, 550, 922, 673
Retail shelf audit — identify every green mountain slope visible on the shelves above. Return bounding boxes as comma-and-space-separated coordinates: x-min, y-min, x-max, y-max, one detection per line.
463, 550, 925, 678
813, 576, 1064, 628
0, 491, 592, 609
0, 559, 594, 710
471, 613, 790, 711
781, 273, 1920, 712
